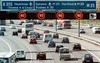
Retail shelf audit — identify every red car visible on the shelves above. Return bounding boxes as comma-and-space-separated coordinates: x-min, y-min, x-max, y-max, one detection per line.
21, 34, 27, 39
36, 52, 46, 60
73, 43, 81, 50
29, 38, 37, 44
44, 30, 50, 33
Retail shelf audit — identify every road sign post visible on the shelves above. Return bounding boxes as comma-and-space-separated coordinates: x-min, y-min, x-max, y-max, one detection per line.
55, 20, 57, 32
75, 11, 83, 37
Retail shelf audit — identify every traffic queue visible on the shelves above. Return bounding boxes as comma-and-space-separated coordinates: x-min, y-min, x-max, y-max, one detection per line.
0, 20, 97, 63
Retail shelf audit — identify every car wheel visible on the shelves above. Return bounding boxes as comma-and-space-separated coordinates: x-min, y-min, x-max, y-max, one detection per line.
60, 58, 62, 60
82, 61, 85, 63
73, 48, 75, 51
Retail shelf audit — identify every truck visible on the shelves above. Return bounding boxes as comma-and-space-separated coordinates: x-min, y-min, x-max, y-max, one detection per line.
22, 23, 33, 35
0, 52, 16, 63
57, 20, 71, 29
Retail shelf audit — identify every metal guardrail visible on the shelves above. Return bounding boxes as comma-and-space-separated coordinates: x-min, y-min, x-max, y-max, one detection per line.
34, 28, 100, 47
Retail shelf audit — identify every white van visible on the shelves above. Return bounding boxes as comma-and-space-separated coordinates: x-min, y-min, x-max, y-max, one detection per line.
43, 33, 53, 43
92, 27, 100, 34
15, 49, 26, 60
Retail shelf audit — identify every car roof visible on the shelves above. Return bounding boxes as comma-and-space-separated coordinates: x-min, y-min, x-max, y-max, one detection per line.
60, 47, 69, 50
16, 49, 25, 52
74, 43, 81, 45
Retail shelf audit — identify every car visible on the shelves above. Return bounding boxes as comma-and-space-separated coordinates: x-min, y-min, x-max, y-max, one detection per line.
57, 25, 62, 30
19, 21, 24, 25
82, 54, 93, 63
36, 20, 44, 24
87, 24, 93, 28
53, 33, 59, 38
28, 35, 37, 44
59, 47, 71, 60
28, 31, 40, 39
36, 52, 46, 60
28, 31, 34, 35
18, 29, 22, 33
21, 34, 27, 39
48, 40, 56, 48
55, 45, 64, 53
42, 22, 47, 26
34, 32, 40, 39
1, 27, 6, 31
61, 37, 69, 43
10, 20, 14, 24
92, 27, 100, 34
80, 29, 85, 33
73, 43, 81, 50
47, 23, 53, 27
0, 31, 4, 36
10, 24, 16, 29
44, 30, 50, 33
12, 31, 18, 36
15, 49, 26, 60
43, 34, 53, 43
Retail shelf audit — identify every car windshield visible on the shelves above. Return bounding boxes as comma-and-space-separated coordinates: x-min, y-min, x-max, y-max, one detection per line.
17, 51, 24, 55
63, 21, 71, 23
95, 28, 100, 30
46, 35, 52, 38
26, 24, 33, 28
60, 49, 69, 53
84, 54, 92, 58
58, 26, 61, 27
63, 37, 68, 40
0, 59, 8, 63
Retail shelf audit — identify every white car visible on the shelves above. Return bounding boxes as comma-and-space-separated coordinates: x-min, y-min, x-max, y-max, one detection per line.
10, 24, 16, 29
87, 24, 93, 28
28, 31, 34, 35
57, 25, 62, 30
59, 47, 71, 60
92, 27, 100, 34
43, 33, 53, 43
15, 49, 26, 60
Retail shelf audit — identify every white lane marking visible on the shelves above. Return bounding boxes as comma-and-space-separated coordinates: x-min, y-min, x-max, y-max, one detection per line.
9, 36, 33, 63
83, 47, 100, 62
0, 37, 12, 52
21, 41, 33, 63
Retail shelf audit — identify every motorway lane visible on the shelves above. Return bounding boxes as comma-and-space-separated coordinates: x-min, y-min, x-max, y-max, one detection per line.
34, 25, 100, 42
34, 29, 100, 63
0, 25, 100, 63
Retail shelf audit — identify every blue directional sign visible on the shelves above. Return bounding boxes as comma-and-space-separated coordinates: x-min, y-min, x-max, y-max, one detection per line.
1, 0, 96, 11
2, 1, 34, 11
35, 1, 96, 10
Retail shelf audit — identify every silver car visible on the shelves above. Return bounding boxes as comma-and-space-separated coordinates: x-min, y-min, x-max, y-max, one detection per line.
59, 47, 71, 60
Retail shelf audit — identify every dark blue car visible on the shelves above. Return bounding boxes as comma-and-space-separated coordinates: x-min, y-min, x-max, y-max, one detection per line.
48, 40, 56, 48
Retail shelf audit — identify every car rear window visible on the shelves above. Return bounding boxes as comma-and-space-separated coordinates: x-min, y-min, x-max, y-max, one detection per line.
60, 49, 69, 53
85, 54, 92, 58
46, 35, 52, 38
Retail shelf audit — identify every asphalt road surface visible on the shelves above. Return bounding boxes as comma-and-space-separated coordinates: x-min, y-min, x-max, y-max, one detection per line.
0, 25, 100, 63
